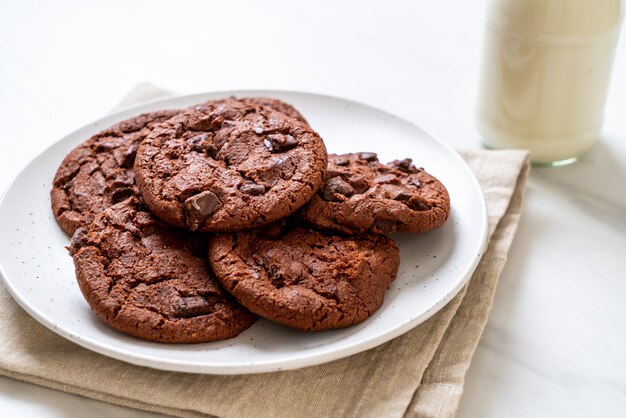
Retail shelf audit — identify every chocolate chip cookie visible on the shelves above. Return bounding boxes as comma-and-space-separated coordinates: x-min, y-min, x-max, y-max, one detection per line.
70, 197, 256, 343
51, 110, 182, 235
208, 220, 400, 331
134, 99, 327, 232
297, 153, 450, 234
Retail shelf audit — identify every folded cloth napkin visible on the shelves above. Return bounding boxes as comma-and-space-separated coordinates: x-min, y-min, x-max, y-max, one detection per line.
0, 84, 530, 418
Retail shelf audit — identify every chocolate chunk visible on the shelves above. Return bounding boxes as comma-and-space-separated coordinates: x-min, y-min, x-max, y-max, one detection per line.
111, 188, 134, 203
347, 175, 370, 194
184, 191, 222, 231
95, 141, 118, 152
120, 141, 140, 168
69, 227, 89, 253
394, 158, 413, 172
172, 296, 213, 318
409, 178, 422, 188
240, 181, 266, 195
186, 138, 217, 158
359, 152, 378, 162
373, 219, 396, 233
264, 133, 298, 152
206, 143, 219, 158
409, 200, 431, 211
394, 191, 413, 202
208, 115, 224, 131
268, 266, 285, 288
187, 133, 210, 152
135, 211, 158, 235
222, 120, 238, 128
323, 177, 355, 201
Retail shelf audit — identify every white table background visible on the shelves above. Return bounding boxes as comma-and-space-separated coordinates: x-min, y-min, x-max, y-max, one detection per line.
1, 1, 625, 417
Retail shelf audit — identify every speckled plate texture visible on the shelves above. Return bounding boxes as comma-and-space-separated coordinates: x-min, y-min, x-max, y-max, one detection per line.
0, 91, 488, 374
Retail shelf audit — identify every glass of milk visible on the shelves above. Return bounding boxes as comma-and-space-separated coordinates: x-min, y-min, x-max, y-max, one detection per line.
477, 0, 623, 166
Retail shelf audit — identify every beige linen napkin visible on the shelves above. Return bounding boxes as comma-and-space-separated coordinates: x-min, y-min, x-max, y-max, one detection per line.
0, 84, 530, 418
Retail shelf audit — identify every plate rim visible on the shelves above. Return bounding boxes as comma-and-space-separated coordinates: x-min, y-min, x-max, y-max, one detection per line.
0, 89, 488, 374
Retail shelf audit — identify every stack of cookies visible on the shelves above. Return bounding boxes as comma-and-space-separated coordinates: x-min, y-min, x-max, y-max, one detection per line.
50, 97, 450, 343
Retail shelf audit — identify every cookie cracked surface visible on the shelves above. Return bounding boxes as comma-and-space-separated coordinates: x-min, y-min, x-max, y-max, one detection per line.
298, 153, 450, 234
239, 97, 308, 125
134, 99, 327, 232
51, 110, 182, 235
70, 197, 256, 343
208, 220, 400, 331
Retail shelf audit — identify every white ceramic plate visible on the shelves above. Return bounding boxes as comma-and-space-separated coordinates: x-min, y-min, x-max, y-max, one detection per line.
0, 91, 487, 374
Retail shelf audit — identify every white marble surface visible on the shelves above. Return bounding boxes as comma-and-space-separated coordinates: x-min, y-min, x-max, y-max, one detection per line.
0, 0, 624, 417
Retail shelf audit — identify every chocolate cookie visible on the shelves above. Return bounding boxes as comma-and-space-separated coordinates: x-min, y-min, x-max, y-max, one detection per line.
297, 153, 450, 234
70, 197, 256, 343
51, 110, 182, 235
208, 221, 400, 331
134, 99, 327, 232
